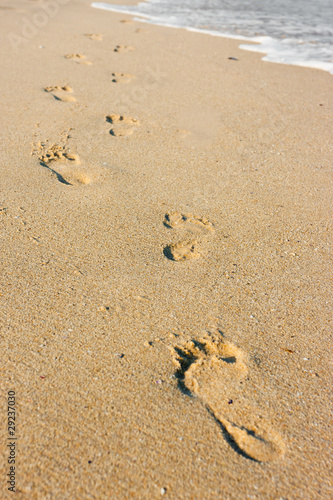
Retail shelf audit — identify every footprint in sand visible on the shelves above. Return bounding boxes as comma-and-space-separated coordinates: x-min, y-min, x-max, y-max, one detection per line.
164, 212, 214, 234
65, 54, 92, 66
111, 72, 135, 83
44, 85, 76, 103
34, 142, 90, 186
106, 114, 140, 137
163, 240, 201, 261
163, 212, 214, 261
85, 33, 103, 41
173, 336, 285, 462
114, 45, 135, 53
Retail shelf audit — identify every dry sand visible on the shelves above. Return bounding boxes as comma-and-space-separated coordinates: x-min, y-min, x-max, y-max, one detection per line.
0, 0, 332, 498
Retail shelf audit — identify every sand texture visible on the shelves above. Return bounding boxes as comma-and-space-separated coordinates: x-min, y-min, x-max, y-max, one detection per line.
0, 0, 332, 498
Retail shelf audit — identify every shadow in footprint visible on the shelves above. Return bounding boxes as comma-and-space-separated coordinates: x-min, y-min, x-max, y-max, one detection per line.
173, 349, 195, 397
40, 162, 72, 185
163, 245, 175, 261
208, 409, 259, 462
221, 356, 237, 364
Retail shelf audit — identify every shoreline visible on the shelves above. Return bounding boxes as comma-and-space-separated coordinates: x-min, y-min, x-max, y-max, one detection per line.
1, 0, 332, 498
92, 1, 333, 75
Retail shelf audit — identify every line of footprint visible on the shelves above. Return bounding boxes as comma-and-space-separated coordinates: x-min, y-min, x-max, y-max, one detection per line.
36, 26, 286, 462
162, 212, 285, 460
39, 30, 139, 185
35, 113, 140, 185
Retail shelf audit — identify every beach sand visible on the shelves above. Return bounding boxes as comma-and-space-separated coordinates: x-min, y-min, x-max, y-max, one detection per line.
0, 0, 332, 498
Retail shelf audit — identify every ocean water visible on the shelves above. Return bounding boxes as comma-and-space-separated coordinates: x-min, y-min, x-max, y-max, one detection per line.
92, 0, 333, 74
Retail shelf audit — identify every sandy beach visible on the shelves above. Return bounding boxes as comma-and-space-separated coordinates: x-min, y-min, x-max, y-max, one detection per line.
1, 0, 332, 498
